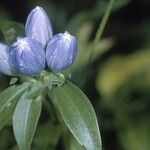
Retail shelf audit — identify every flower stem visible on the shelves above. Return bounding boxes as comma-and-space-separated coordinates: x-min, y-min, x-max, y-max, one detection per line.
90, 0, 116, 62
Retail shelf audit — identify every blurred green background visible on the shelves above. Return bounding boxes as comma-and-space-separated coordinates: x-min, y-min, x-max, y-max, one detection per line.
0, 0, 150, 150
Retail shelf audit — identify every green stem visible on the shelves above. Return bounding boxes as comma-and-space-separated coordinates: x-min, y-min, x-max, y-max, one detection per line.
90, 0, 116, 62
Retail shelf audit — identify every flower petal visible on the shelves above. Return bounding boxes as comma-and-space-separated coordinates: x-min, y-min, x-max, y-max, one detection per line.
0, 43, 17, 76
25, 6, 53, 48
46, 31, 77, 70
9, 37, 45, 76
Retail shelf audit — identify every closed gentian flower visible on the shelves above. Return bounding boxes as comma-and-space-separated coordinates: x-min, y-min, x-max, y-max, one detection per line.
25, 6, 53, 48
9, 37, 45, 76
46, 31, 77, 70
0, 43, 17, 76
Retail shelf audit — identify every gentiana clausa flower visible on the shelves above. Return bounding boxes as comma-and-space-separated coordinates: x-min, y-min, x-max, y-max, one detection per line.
46, 31, 77, 70
25, 6, 53, 48
0, 6, 77, 76
9, 37, 45, 76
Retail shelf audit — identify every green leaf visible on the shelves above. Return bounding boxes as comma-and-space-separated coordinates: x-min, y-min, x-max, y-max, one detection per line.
64, 130, 86, 150
49, 81, 102, 150
9, 77, 18, 85
0, 20, 24, 44
13, 93, 42, 150
0, 82, 30, 131
0, 74, 8, 92
27, 82, 45, 99
34, 122, 62, 149
0, 128, 12, 150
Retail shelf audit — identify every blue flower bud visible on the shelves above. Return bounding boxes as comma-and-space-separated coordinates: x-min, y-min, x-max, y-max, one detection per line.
25, 6, 53, 48
9, 37, 45, 76
0, 43, 17, 76
46, 31, 77, 70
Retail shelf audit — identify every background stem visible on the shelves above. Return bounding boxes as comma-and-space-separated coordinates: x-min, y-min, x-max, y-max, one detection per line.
90, 0, 116, 62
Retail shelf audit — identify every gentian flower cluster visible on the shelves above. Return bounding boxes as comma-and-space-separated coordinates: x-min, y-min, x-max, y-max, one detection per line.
0, 6, 77, 76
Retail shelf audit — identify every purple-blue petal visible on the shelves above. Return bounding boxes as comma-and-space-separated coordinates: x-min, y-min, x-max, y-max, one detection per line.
0, 43, 17, 76
9, 37, 45, 76
46, 31, 77, 70
25, 6, 53, 48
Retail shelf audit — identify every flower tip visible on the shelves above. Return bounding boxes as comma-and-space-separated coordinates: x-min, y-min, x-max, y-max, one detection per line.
25, 5, 53, 48
63, 31, 73, 41
35, 6, 43, 11
35, 6, 40, 9
12, 37, 28, 49
46, 32, 77, 70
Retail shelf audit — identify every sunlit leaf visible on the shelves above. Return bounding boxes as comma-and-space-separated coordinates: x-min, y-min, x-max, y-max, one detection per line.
49, 81, 102, 150
0, 82, 30, 131
13, 93, 42, 150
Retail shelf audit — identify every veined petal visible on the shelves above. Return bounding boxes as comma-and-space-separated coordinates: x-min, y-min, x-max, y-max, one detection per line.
46, 31, 77, 70
25, 6, 53, 48
0, 43, 17, 76
9, 37, 45, 76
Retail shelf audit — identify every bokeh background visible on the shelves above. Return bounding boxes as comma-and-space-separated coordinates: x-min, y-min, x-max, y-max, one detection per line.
0, 0, 150, 150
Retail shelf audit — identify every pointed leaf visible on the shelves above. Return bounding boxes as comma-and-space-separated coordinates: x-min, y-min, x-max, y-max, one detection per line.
49, 81, 102, 150
0, 82, 30, 130
13, 93, 42, 150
